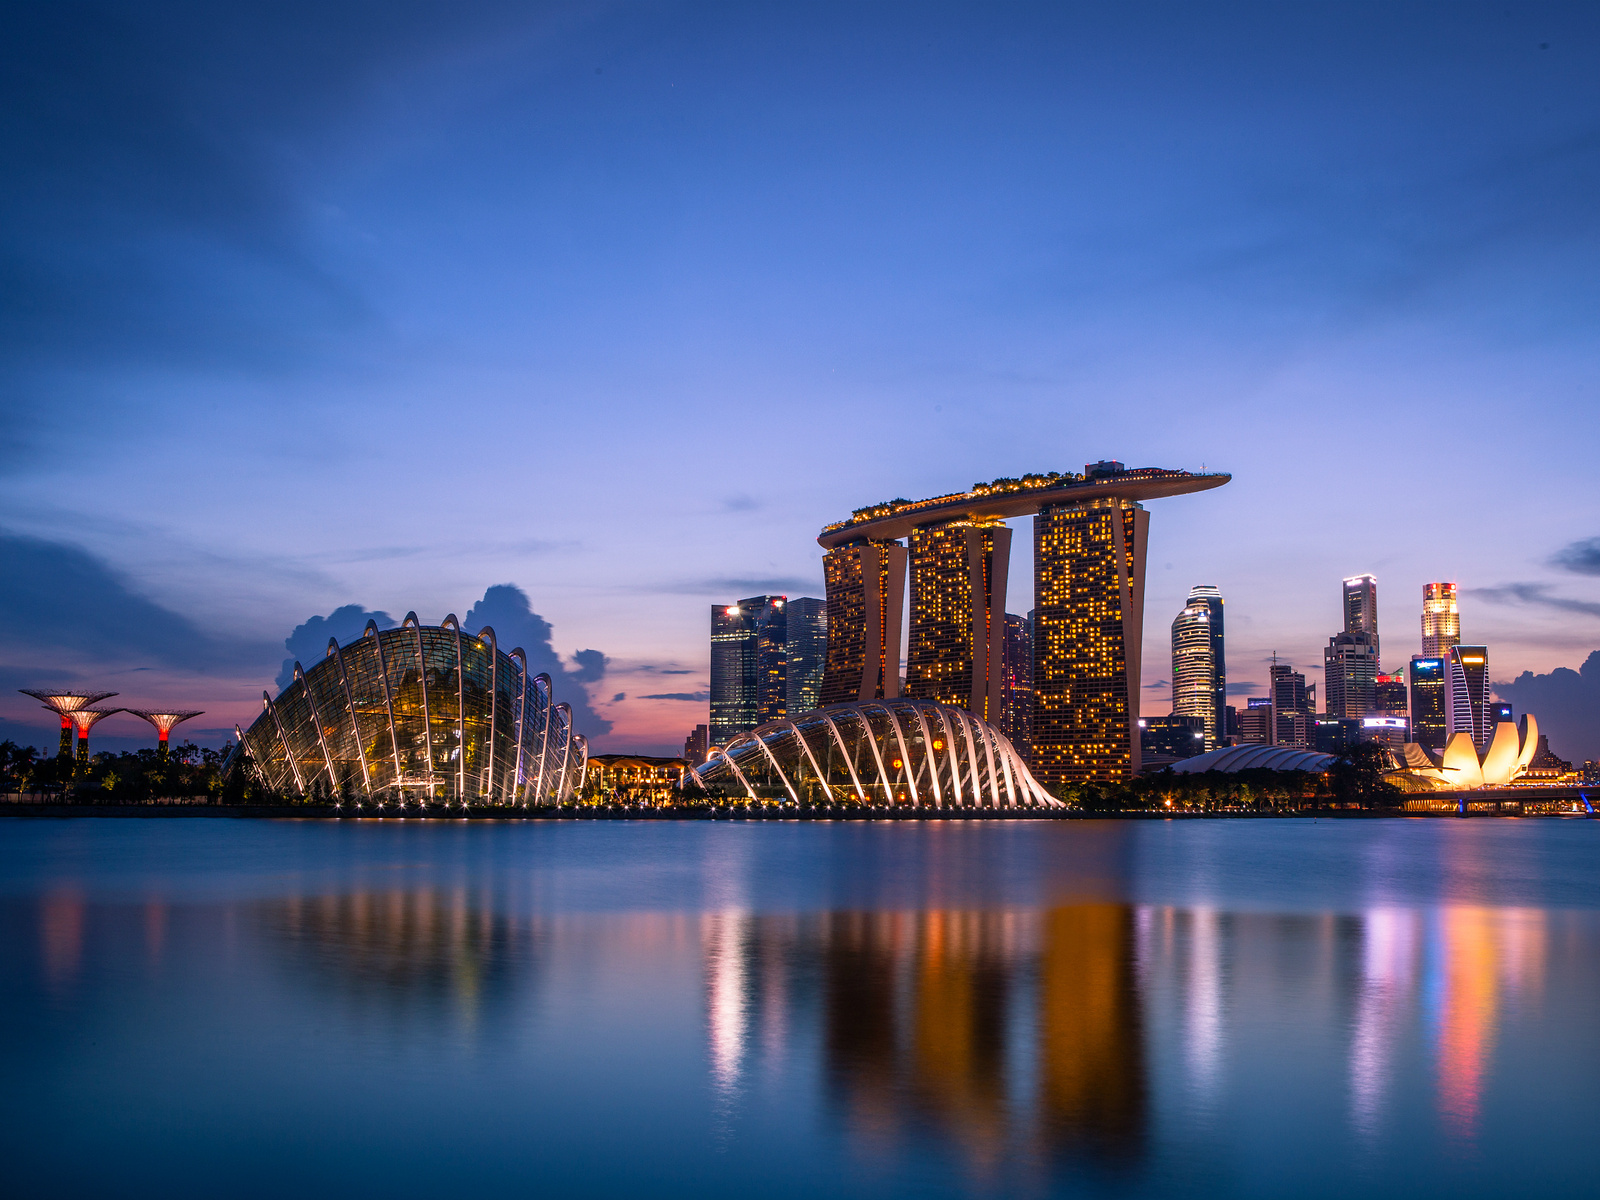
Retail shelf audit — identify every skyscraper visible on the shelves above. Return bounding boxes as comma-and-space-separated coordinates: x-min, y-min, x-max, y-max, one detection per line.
1270, 661, 1312, 749
1446, 645, 1490, 750
1407, 657, 1447, 755
1343, 573, 1379, 668
1033, 498, 1149, 783
784, 597, 828, 715
815, 464, 1230, 788
1188, 585, 1226, 746
710, 595, 787, 746
905, 520, 1012, 723
1421, 582, 1461, 660
1001, 611, 1034, 761
1324, 630, 1378, 719
1171, 587, 1224, 750
1373, 673, 1408, 717
820, 541, 908, 705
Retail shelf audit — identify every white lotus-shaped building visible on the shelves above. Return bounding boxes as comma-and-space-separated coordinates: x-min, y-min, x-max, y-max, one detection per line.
1398, 714, 1541, 789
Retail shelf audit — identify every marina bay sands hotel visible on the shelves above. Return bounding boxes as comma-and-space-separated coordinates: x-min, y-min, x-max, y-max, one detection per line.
817, 461, 1229, 787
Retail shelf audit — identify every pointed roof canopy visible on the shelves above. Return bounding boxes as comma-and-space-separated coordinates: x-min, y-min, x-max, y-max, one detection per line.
20, 689, 117, 716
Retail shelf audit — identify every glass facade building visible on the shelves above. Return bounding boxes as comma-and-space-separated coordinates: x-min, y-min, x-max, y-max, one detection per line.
1342, 574, 1379, 668
905, 520, 1011, 724
1000, 611, 1033, 762
1032, 499, 1149, 784
1170, 591, 1222, 750
820, 541, 908, 705
711, 596, 787, 747
239, 614, 585, 804
1270, 662, 1312, 750
1408, 656, 1447, 754
784, 597, 828, 716
1446, 645, 1491, 751
684, 699, 1058, 807
1324, 629, 1378, 719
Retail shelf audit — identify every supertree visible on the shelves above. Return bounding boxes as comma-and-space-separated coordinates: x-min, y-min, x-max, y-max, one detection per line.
19, 690, 118, 758
125, 710, 205, 762
66, 708, 123, 774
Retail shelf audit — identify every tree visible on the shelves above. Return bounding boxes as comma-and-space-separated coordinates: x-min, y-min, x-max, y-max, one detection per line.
1329, 743, 1403, 808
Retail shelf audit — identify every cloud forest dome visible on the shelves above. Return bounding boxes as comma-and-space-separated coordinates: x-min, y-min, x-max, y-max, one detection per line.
239, 613, 586, 805
686, 699, 1060, 807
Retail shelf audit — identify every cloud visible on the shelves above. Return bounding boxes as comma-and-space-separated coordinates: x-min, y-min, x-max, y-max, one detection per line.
722, 494, 760, 512
462, 584, 611, 738
611, 692, 625, 703
0, 528, 274, 674
639, 691, 710, 702
1466, 583, 1600, 619
1226, 681, 1265, 697
1553, 537, 1600, 576
1494, 650, 1600, 763
570, 648, 607, 683
1143, 679, 1170, 690
277, 604, 396, 691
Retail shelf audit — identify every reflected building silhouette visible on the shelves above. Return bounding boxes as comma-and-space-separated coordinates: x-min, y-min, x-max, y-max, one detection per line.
256, 889, 530, 1029
1037, 905, 1145, 1162
728, 904, 1147, 1178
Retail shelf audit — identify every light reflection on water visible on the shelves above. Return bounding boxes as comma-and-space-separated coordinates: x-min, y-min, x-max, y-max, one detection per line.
2, 819, 1598, 1198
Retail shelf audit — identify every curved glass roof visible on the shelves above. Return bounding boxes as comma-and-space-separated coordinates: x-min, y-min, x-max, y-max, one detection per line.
685, 698, 1060, 807
240, 613, 585, 806
1169, 744, 1337, 774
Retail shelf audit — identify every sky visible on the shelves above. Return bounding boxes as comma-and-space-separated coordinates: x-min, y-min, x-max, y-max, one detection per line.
3, 1, 1599, 760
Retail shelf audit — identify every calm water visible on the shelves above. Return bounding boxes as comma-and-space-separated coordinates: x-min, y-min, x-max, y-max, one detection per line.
1, 817, 1597, 1199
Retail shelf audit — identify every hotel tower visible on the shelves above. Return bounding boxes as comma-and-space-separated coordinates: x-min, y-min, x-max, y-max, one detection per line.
817, 463, 1228, 789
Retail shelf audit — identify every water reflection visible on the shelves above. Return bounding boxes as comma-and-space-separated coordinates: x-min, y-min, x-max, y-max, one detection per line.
257, 890, 528, 1029
704, 904, 1146, 1178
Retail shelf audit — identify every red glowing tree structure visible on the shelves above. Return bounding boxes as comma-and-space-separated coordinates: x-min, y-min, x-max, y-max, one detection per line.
19, 690, 118, 758
125, 710, 205, 762
66, 708, 123, 773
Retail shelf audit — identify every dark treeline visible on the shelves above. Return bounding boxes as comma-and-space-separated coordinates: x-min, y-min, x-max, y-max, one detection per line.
0, 740, 252, 803
0, 741, 1403, 813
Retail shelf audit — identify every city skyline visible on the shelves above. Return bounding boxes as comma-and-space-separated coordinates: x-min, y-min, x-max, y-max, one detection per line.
3, 5, 1599, 761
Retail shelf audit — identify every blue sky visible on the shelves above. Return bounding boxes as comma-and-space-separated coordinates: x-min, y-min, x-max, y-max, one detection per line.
3, 2, 1599, 758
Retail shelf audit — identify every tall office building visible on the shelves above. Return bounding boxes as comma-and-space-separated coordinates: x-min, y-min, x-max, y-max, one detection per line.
784, 597, 828, 715
820, 541, 908, 705
1421, 582, 1461, 660
1170, 599, 1215, 749
1189, 585, 1226, 746
710, 595, 787, 747
1001, 612, 1034, 761
1446, 645, 1490, 750
1373, 673, 1408, 717
1324, 630, 1378, 719
1343, 574, 1379, 668
1171, 586, 1225, 750
1407, 657, 1447, 755
1034, 498, 1149, 783
683, 724, 709, 765
905, 520, 1011, 723
1238, 697, 1273, 744
1270, 661, 1312, 749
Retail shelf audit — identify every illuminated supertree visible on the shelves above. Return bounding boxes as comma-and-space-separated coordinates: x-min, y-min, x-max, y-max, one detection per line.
125, 710, 204, 762
19, 690, 118, 758
67, 708, 123, 774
